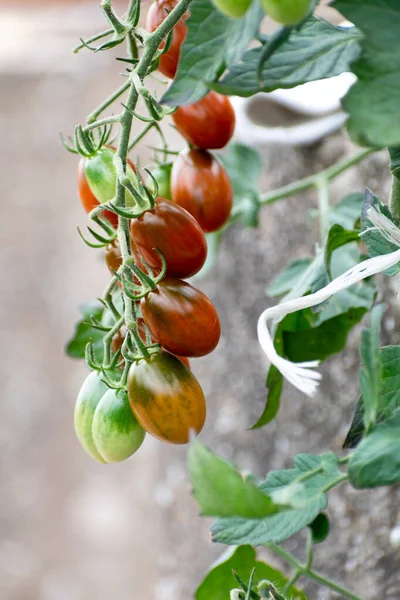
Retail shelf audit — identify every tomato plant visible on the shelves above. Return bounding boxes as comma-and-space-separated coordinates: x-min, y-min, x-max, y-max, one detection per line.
130, 197, 208, 277
172, 91, 236, 149
171, 149, 233, 232
146, 0, 188, 78
140, 278, 221, 357
128, 350, 205, 444
65, 0, 400, 598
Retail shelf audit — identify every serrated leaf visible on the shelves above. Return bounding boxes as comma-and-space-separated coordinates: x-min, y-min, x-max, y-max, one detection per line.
188, 439, 278, 518
344, 344, 400, 448
324, 225, 360, 278
195, 546, 307, 600
66, 301, 105, 361
334, 0, 400, 147
212, 17, 361, 96
211, 454, 341, 546
360, 188, 400, 276
327, 193, 364, 230
267, 258, 312, 298
162, 0, 263, 106
349, 410, 400, 489
359, 305, 385, 430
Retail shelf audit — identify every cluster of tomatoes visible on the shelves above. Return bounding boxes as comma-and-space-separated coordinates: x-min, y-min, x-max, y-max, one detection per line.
74, 0, 236, 463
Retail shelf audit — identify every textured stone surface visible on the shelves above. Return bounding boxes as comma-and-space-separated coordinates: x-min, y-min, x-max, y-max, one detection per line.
1, 6, 400, 600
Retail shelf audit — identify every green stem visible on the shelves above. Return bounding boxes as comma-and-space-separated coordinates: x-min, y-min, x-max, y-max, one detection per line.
322, 473, 348, 493
128, 122, 155, 150
73, 28, 113, 54
266, 543, 365, 600
83, 114, 122, 133
389, 174, 400, 220
260, 148, 376, 206
87, 81, 130, 124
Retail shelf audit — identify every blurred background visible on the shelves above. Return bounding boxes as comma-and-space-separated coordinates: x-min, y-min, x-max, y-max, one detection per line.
0, 1, 399, 599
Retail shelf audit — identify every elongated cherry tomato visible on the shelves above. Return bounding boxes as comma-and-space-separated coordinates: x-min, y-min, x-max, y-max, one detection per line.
146, 0, 188, 79
74, 372, 145, 463
141, 278, 220, 357
212, 0, 252, 18
261, 0, 310, 25
172, 91, 235, 150
78, 148, 137, 226
131, 197, 208, 278
171, 149, 233, 233
128, 350, 205, 444
112, 322, 191, 368
105, 239, 123, 274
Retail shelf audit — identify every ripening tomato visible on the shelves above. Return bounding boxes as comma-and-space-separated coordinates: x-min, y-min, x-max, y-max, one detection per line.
78, 148, 137, 226
212, 0, 252, 18
105, 239, 123, 274
261, 0, 311, 25
74, 372, 145, 463
171, 149, 233, 233
172, 91, 235, 150
112, 322, 191, 368
128, 350, 205, 444
146, 0, 188, 79
141, 278, 221, 357
131, 197, 208, 278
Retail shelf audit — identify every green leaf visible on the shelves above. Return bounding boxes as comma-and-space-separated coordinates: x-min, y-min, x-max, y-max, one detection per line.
359, 305, 385, 430
348, 410, 400, 489
219, 143, 263, 228
65, 301, 105, 361
360, 188, 400, 276
324, 225, 360, 278
212, 17, 361, 96
334, 0, 400, 147
267, 258, 312, 298
308, 513, 330, 544
251, 365, 283, 430
188, 439, 278, 518
327, 193, 364, 230
211, 454, 341, 546
162, 0, 263, 106
344, 344, 400, 448
195, 546, 307, 600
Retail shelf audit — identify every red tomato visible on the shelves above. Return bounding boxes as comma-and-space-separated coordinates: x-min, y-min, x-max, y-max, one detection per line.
130, 197, 208, 278
78, 158, 118, 227
146, 0, 188, 79
140, 278, 221, 357
105, 239, 123, 274
128, 350, 205, 444
172, 91, 235, 149
171, 149, 233, 233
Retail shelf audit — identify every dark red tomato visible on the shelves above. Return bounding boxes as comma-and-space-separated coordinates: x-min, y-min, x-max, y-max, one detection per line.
146, 0, 188, 79
171, 149, 233, 233
130, 197, 208, 278
140, 278, 220, 357
172, 91, 235, 149
128, 350, 205, 444
112, 322, 191, 368
78, 158, 118, 228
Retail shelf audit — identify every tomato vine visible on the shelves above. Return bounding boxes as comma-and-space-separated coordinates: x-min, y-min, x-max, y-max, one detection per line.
65, 0, 400, 598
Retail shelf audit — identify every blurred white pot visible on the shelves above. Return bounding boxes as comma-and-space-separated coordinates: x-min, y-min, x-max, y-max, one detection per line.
231, 72, 356, 147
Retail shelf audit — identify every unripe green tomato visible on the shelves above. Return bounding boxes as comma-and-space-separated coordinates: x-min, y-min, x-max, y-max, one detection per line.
146, 164, 172, 200
212, 0, 252, 18
84, 147, 138, 208
74, 372, 145, 463
261, 0, 311, 25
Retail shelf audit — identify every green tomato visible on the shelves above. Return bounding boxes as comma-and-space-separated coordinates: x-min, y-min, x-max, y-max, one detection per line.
261, 0, 311, 25
147, 164, 172, 200
74, 372, 145, 463
84, 147, 138, 208
212, 0, 252, 18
